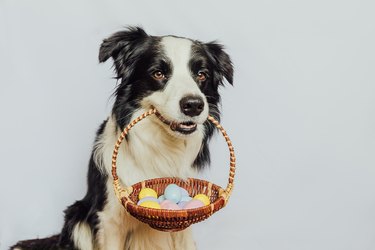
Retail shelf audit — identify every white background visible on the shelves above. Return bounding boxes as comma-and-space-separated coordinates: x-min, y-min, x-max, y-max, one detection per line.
1, 0, 375, 249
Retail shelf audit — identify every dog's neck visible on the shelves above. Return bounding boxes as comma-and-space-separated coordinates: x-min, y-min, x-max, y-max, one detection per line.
94, 110, 203, 186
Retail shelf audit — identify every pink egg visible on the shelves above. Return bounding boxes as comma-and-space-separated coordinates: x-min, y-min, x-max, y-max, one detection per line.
160, 200, 180, 210
183, 199, 204, 209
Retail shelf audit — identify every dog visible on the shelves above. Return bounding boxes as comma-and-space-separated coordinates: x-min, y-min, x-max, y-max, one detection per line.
11, 26, 233, 250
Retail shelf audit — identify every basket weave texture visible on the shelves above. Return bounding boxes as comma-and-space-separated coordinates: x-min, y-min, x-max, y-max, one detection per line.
111, 109, 236, 232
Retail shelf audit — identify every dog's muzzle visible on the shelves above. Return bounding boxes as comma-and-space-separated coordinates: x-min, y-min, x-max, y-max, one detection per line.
155, 111, 198, 135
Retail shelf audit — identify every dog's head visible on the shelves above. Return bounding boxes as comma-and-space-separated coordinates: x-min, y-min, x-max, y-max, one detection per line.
99, 27, 233, 138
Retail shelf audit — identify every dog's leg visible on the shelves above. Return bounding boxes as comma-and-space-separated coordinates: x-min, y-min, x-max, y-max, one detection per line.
72, 222, 94, 250
96, 194, 129, 250
171, 228, 197, 250
127, 224, 174, 250
125, 225, 196, 250
96, 218, 126, 250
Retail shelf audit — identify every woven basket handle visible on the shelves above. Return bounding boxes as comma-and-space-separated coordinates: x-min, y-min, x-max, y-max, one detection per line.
111, 109, 236, 202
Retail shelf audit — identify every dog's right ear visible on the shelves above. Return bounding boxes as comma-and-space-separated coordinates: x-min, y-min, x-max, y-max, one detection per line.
99, 27, 148, 77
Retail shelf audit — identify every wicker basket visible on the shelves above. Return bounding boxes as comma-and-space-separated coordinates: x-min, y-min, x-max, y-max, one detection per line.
111, 109, 236, 232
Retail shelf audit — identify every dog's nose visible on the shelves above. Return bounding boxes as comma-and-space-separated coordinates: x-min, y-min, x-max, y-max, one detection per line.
180, 95, 204, 117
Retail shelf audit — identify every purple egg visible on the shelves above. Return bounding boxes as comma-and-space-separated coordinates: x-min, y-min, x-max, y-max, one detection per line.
178, 201, 188, 208
160, 200, 180, 210
183, 199, 204, 209
137, 197, 159, 206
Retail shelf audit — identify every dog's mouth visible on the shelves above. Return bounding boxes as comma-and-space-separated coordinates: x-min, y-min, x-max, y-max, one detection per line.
155, 111, 197, 135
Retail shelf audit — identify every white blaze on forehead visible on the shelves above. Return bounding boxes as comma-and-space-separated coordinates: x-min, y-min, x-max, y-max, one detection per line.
160, 36, 193, 72
160, 36, 202, 97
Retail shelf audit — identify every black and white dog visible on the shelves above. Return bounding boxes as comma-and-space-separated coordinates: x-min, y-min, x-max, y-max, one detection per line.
12, 27, 233, 250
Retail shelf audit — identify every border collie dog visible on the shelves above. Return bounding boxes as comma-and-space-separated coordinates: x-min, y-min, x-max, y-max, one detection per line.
12, 27, 233, 250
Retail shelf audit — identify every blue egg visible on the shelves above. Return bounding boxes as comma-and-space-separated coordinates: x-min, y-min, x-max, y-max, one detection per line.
157, 195, 166, 203
180, 187, 189, 197
180, 195, 192, 202
137, 197, 158, 205
164, 184, 182, 203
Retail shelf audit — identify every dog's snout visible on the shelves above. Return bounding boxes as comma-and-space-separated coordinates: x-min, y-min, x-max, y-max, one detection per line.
180, 95, 204, 117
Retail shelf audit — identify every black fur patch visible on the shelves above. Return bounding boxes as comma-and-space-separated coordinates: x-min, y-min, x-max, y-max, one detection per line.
10, 235, 65, 250
59, 120, 108, 248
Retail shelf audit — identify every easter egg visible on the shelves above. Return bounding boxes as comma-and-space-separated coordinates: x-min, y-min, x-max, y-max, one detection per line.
160, 200, 180, 210
157, 194, 166, 203
180, 187, 189, 197
183, 199, 204, 209
138, 188, 158, 200
193, 194, 210, 206
139, 201, 161, 209
137, 197, 158, 206
178, 201, 188, 208
164, 184, 182, 203
180, 195, 192, 202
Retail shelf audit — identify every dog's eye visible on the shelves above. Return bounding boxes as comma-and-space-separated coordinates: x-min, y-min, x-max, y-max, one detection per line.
152, 70, 165, 80
197, 71, 207, 81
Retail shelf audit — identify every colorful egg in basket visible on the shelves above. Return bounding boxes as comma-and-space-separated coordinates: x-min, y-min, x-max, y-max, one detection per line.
111, 108, 236, 232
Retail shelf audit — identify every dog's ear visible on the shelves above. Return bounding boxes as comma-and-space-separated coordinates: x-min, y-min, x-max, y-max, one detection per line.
204, 42, 234, 86
99, 26, 149, 78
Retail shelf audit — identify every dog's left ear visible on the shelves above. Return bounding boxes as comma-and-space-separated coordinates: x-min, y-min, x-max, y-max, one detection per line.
204, 42, 234, 85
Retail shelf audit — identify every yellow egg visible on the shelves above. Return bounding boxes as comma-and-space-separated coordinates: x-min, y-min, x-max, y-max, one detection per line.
193, 194, 210, 206
139, 201, 161, 209
138, 188, 158, 200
